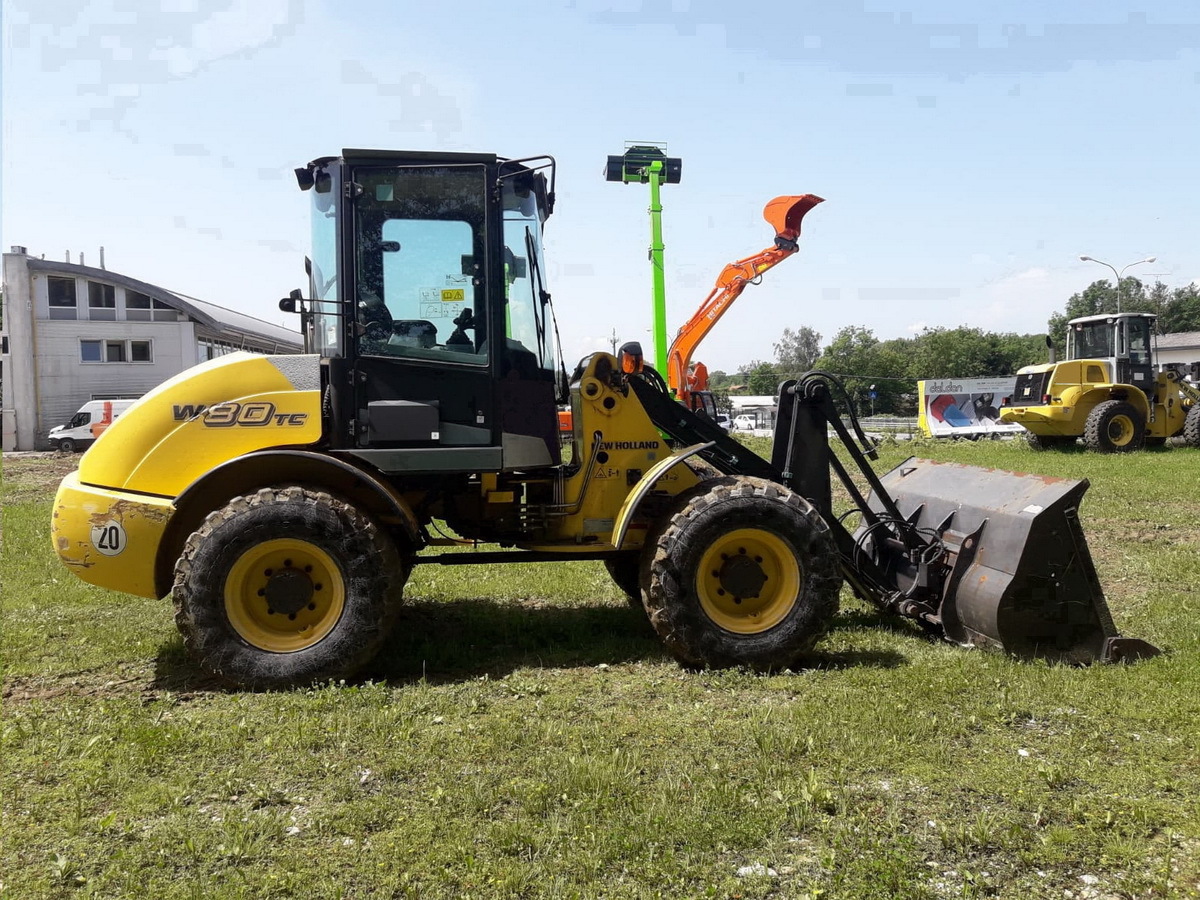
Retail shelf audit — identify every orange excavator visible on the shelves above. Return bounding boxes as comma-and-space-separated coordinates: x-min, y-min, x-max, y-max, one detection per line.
667, 194, 824, 413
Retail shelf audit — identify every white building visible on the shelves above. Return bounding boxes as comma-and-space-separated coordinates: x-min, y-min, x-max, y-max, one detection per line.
1155, 331, 1200, 368
2, 247, 303, 451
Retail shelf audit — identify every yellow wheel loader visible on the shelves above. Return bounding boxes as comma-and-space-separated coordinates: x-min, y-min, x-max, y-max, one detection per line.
50, 149, 1158, 689
1001, 312, 1200, 451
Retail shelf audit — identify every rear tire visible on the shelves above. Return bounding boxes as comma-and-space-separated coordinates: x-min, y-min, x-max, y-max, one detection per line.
172, 486, 405, 690
1184, 405, 1200, 448
1083, 400, 1145, 453
644, 476, 841, 671
1025, 432, 1074, 451
603, 555, 642, 608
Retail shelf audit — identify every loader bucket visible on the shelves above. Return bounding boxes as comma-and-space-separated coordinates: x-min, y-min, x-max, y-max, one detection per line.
861, 458, 1158, 664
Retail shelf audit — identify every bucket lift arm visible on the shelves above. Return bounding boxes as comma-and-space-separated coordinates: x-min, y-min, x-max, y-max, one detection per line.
667, 194, 824, 408
627, 368, 1159, 665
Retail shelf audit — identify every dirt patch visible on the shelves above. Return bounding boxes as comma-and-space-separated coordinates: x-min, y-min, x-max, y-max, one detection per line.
2, 453, 81, 503
3, 661, 224, 705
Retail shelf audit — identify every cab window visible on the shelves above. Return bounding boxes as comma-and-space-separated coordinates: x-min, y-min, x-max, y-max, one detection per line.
1127, 317, 1151, 365
502, 180, 557, 374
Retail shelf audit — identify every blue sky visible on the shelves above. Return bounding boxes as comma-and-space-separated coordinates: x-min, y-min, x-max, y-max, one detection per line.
3, 0, 1198, 372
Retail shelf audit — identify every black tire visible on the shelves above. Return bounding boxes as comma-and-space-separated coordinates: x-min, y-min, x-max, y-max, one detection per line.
1024, 432, 1075, 451
58, 438, 76, 453
603, 555, 643, 608
644, 476, 841, 671
172, 486, 406, 690
1184, 404, 1200, 448
1083, 400, 1145, 453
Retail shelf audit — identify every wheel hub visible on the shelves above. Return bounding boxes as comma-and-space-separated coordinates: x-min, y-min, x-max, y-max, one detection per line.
264, 568, 314, 616
696, 528, 802, 635
224, 539, 345, 653
717, 552, 767, 600
1108, 417, 1131, 444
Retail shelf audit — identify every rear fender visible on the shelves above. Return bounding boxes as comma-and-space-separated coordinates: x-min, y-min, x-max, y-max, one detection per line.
1073, 386, 1151, 422
155, 450, 423, 598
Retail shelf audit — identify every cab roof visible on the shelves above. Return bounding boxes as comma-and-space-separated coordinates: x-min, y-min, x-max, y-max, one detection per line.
1067, 312, 1157, 326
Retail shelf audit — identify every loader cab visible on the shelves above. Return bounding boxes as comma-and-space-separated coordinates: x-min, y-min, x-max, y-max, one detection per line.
1066, 312, 1156, 393
295, 150, 562, 471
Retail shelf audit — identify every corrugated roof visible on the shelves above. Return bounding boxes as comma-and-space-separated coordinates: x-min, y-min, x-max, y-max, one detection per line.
169, 291, 302, 348
1156, 331, 1200, 350
25, 257, 302, 351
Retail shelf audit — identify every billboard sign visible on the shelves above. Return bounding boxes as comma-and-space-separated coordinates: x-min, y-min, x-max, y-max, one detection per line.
917, 377, 1025, 438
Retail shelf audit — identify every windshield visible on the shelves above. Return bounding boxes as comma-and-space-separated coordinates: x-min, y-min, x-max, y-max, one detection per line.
309, 163, 341, 357
1067, 321, 1115, 360
502, 179, 557, 373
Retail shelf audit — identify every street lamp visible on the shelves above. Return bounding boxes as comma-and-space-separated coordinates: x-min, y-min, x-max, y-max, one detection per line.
1078, 255, 1156, 313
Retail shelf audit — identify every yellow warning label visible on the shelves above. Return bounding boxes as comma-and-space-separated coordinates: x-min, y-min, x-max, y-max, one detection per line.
441, 289, 465, 302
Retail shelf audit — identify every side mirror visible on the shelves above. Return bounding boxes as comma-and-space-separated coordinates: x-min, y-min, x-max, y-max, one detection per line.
279, 288, 303, 313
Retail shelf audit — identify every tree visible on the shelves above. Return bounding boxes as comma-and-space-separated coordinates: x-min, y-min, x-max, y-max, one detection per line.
813, 326, 907, 415
743, 359, 780, 395
908, 327, 995, 379
908, 326, 1046, 379
989, 332, 1048, 373
772, 326, 822, 377
706, 369, 733, 389
1160, 284, 1200, 334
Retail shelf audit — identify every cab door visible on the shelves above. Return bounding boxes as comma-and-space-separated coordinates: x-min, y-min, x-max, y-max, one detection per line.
348, 163, 497, 455
1117, 316, 1155, 395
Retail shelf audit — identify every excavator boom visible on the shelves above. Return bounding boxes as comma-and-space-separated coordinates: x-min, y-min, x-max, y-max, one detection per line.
668, 194, 823, 407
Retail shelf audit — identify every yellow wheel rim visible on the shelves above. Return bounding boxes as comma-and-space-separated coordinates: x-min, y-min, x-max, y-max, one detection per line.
696, 528, 800, 634
1107, 414, 1135, 447
224, 538, 345, 653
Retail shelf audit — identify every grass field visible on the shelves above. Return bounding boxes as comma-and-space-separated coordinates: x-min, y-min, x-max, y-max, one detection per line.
3, 440, 1199, 899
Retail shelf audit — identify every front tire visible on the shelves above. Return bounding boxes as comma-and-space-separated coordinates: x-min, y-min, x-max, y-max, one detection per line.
1184, 404, 1200, 448
1083, 400, 1145, 453
58, 438, 76, 453
644, 477, 841, 670
172, 486, 405, 689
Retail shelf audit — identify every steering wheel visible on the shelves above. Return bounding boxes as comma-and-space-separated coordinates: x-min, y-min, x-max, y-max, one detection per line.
358, 289, 393, 343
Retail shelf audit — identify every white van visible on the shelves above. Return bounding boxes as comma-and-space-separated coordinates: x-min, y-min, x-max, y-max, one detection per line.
48, 399, 136, 453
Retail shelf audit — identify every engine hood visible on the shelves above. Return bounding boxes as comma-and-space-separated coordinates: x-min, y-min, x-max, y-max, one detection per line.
78, 353, 323, 497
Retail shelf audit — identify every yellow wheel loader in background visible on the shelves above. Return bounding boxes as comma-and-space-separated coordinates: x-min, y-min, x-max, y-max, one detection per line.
51, 149, 1157, 689
1001, 312, 1200, 451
